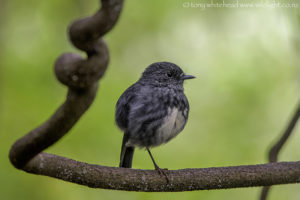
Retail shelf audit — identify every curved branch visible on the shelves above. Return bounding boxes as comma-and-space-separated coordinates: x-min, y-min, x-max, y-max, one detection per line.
260, 101, 300, 200
69, 0, 123, 52
268, 101, 300, 163
9, 85, 98, 169
23, 153, 300, 191
9, 0, 124, 169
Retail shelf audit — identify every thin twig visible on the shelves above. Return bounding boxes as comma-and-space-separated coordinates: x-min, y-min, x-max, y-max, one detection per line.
260, 101, 300, 200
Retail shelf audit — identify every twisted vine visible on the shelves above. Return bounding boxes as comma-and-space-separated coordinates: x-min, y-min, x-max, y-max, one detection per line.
9, 0, 124, 169
8, 0, 300, 193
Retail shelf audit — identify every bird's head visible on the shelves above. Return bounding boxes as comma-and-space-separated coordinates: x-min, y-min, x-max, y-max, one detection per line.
139, 62, 195, 87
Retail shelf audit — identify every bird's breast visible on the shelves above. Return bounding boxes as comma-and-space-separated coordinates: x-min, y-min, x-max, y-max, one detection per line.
155, 107, 187, 145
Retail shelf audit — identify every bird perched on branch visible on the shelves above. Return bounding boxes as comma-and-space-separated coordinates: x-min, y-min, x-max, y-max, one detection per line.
115, 62, 194, 180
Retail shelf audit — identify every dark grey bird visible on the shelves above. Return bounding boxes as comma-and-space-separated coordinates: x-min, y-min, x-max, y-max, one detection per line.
115, 62, 194, 177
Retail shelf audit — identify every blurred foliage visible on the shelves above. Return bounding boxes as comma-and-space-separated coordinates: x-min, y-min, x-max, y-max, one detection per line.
1, 0, 300, 199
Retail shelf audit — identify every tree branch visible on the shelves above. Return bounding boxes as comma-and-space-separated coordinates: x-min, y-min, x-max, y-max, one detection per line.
24, 153, 300, 191
8, 0, 300, 193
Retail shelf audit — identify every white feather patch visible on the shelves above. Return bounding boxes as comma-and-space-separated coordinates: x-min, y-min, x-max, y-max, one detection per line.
156, 107, 186, 144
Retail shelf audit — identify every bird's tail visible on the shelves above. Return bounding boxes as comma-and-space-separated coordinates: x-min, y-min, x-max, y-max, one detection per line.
119, 132, 135, 168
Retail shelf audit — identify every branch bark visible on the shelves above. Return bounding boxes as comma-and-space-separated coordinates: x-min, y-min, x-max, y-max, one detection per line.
8, 0, 300, 193
24, 153, 300, 191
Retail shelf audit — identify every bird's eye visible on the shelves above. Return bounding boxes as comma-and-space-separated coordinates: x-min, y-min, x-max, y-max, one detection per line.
166, 72, 172, 77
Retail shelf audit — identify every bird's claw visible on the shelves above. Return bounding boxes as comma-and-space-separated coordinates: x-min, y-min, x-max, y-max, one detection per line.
155, 166, 169, 183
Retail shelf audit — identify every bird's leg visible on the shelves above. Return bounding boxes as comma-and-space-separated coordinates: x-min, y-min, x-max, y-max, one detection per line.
146, 147, 169, 183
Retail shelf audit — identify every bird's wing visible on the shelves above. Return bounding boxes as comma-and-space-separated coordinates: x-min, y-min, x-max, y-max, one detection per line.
115, 84, 139, 131
127, 87, 168, 136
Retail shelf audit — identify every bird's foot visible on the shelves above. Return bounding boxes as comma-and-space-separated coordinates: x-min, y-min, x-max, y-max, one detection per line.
155, 166, 169, 183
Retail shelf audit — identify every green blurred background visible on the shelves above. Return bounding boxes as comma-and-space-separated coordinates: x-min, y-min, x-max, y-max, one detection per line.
1, 0, 300, 199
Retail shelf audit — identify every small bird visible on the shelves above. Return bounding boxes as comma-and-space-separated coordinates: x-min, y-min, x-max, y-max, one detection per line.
115, 62, 194, 178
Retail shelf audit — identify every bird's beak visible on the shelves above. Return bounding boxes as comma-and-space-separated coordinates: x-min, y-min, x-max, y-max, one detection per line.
181, 74, 195, 80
